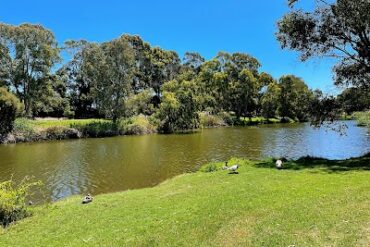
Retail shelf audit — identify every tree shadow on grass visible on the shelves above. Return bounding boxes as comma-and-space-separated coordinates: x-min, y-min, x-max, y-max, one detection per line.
254, 153, 370, 173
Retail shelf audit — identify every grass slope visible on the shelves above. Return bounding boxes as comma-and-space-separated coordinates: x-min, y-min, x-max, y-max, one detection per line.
0, 157, 369, 246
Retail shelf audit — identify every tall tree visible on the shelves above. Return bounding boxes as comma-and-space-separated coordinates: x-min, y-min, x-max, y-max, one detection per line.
278, 75, 313, 121
183, 52, 205, 71
261, 81, 280, 119
149, 47, 181, 100
59, 40, 100, 118
81, 36, 135, 122
0, 23, 60, 117
277, 0, 370, 87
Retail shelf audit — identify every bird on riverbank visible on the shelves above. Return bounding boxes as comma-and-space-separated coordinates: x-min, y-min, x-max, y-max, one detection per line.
222, 161, 239, 174
82, 194, 93, 204
276, 159, 283, 169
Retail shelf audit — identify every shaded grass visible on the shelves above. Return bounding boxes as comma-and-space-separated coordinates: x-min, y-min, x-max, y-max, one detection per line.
255, 153, 370, 172
0, 157, 369, 246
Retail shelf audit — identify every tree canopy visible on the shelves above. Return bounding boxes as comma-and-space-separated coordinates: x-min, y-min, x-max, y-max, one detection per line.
277, 0, 370, 87
0, 21, 356, 135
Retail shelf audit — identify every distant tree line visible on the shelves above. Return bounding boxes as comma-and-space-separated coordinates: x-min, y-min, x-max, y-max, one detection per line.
0, 22, 368, 135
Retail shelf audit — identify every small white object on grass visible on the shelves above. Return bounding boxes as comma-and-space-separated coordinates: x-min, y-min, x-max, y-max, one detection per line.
82, 194, 93, 204
222, 161, 239, 173
275, 160, 283, 169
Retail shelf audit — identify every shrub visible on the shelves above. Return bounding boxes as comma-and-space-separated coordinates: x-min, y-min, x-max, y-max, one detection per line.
353, 111, 370, 127
0, 87, 23, 137
42, 126, 81, 140
200, 162, 223, 173
199, 112, 226, 128
118, 115, 156, 135
72, 121, 118, 137
218, 111, 235, 125
0, 177, 42, 227
156, 84, 200, 133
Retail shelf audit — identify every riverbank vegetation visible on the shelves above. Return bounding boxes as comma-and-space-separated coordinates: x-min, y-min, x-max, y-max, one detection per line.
1, 22, 359, 144
1, 20, 369, 143
0, 156, 369, 246
353, 111, 370, 128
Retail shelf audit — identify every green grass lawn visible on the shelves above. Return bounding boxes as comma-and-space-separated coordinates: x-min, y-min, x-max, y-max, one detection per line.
0, 157, 369, 246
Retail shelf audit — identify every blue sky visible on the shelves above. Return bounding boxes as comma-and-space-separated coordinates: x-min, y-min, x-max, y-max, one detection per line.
1, 0, 341, 93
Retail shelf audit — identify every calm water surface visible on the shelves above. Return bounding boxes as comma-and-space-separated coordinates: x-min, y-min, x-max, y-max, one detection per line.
0, 121, 369, 201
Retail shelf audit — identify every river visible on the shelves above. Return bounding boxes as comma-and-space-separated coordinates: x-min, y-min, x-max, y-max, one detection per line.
0, 120, 369, 202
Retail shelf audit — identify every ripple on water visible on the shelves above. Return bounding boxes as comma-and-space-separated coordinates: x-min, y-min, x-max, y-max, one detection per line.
0, 121, 368, 202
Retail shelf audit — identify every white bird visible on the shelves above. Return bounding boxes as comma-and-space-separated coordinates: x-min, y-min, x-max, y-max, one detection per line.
82, 194, 93, 204
275, 159, 283, 169
222, 161, 239, 173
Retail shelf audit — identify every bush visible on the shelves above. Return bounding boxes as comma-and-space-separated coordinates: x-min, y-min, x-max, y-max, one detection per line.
353, 111, 370, 127
41, 126, 81, 140
156, 84, 200, 133
199, 112, 226, 128
218, 111, 235, 125
0, 177, 42, 227
72, 121, 118, 137
0, 87, 23, 137
118, 115, 156, 135
200, 162, 224, 173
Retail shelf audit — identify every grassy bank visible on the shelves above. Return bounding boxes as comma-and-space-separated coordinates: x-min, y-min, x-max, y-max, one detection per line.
2, 114, 286, 144
354, 111, 370, 128
1, 156, 369, 246
2, 115, 156, 144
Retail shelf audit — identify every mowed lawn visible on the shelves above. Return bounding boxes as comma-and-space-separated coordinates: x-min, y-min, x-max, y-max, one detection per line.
0, 158, 369, 246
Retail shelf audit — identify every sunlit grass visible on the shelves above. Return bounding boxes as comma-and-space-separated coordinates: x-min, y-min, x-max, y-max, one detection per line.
354, 111, 370, 127
0, 157, 369, 246
15, 118, 110, 129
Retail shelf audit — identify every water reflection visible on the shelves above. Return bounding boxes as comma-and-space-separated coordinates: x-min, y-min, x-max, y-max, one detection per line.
0, 121, 368, 202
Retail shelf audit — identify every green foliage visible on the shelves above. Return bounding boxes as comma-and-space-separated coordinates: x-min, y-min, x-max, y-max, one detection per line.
0, 23, 60, 117
157, 80, 200, 133
278, 75, 313, 121
80, 37, 135, 122
118, 115, 156, 135
124, 89, 155, 117
261, 82, 280, 118
199, 112, 227, 128
353, 111, 370, 127
338, 87, 370, 114
200, 163, 219, 172
0, 177, 42, 227
0, 23, 337, 134
71, 121, 118, 137
41, 127, 80, 140
0, 87, 23, 137
277, 0, 370, 87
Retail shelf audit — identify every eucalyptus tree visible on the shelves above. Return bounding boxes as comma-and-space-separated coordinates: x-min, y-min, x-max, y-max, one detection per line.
81, 36, 136, 122
337, 87, 370, 114
216, 52, 261, 117
149, 47, 181, 100
278, 75, 313, 121
120, 35, 153, 93
157, 79, 200, 133
58, 40, 99, 118
183, 52, 205, 72
0, 23, 60, 117
261, 81, 281, 119
277, 0, 370, 87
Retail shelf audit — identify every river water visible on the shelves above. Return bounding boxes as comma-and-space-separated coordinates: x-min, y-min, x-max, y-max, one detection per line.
0, 121, 369, 201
